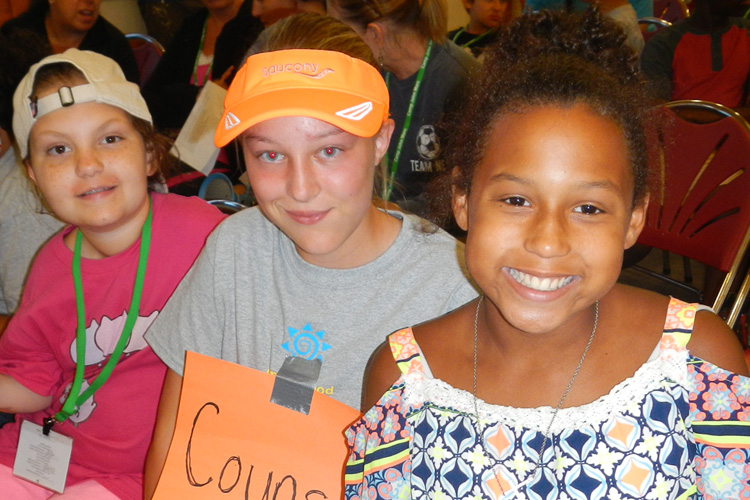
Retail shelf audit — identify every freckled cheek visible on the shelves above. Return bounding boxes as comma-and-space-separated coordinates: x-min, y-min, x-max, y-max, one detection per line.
29, 164, 64, 194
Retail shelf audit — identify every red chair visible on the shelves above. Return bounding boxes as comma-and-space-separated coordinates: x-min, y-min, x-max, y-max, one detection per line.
125, 33, 165, 89
653, 0, 690, 23
634, 100, 750, 328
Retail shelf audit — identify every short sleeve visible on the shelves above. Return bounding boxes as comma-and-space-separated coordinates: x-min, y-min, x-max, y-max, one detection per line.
0, 288, 64, 397
145, 224, 224, 375
687, 357, 750, 497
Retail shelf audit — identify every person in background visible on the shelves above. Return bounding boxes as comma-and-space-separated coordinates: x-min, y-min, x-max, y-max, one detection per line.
0, 30, 64, 335
245, 11, 373, 59
581, 0, 644, 56
142, 0, 263, 131
525, 0, 652, 18
143, 15, 477, 496
641, 0, 750, 110
448, 0, 509, 58
524, 0, 645, 56
328, 0, 478, 217
345, 9, 749, 499
251, 0, 324, 26
0, 0, 139, 84
0, 49, 224, 498
99, 0, 147, 35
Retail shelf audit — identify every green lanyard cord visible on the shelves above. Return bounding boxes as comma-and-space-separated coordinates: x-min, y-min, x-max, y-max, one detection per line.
382, 39, 433, 202
451, 26, 496, 48
192, 19, 214, 87
48, 198, 153, 430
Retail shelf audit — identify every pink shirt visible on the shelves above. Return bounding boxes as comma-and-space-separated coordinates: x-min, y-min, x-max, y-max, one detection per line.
0, 193, 224, 499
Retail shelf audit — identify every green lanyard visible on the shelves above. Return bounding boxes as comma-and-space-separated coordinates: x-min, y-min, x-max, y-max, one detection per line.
451, 26, 496, 49
382, 39, 433, 201
43, 199, 152, 435
192, 19, 213, 87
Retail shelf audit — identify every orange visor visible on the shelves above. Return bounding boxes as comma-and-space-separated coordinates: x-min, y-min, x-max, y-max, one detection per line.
215, 49, 390, 146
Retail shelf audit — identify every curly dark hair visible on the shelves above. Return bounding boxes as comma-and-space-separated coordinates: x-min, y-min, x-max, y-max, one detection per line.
430, 8, 650, 226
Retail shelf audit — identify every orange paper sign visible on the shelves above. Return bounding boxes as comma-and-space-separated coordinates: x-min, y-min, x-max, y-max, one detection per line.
153, 351, 362, 499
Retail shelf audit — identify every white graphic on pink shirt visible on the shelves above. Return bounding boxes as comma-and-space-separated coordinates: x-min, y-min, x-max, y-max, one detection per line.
61, 310, 158, 424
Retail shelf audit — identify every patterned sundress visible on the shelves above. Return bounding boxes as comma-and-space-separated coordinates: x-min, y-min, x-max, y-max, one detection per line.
345, 298, 750, 500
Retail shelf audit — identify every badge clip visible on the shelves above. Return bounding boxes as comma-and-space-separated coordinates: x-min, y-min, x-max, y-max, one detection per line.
42, 417, 55, 436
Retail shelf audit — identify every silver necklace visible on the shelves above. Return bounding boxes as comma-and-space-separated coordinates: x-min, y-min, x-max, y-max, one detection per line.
472, 296, 599, 497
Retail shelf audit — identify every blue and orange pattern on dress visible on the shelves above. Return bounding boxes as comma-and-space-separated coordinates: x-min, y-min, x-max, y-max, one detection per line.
344, 298, 750, 500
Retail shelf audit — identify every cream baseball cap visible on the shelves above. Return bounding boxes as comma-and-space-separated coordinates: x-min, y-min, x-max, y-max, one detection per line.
13, 48, 152, 158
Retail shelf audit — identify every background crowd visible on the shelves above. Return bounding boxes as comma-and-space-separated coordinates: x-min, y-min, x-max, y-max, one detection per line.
0, 0, 750, 498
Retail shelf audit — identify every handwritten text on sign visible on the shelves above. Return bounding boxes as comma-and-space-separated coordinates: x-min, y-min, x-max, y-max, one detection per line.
153, 352, 361, 499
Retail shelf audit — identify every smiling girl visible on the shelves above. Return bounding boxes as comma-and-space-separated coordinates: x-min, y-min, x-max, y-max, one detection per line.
345, 10, 750, 500
143, 21, 477, 496
0, 49, 223, 499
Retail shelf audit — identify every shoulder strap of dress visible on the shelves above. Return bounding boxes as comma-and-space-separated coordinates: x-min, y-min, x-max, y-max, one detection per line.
661, 296, 700, 351
388, 328, 425, 376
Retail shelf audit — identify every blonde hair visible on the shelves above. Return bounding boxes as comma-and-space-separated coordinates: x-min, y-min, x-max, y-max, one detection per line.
331, 0, 447, 43
247, 12, 377, 66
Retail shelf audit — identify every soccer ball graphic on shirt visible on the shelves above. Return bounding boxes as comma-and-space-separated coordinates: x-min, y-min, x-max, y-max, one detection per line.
416, 124, 440, 160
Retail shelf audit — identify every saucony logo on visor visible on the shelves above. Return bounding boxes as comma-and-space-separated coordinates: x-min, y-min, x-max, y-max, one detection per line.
336, 102, 373, 121
224, 112, 241, 130
261, 63, 334, 79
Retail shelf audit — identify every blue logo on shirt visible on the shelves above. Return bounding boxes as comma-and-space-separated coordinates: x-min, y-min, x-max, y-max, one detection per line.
282, 323, 332, 361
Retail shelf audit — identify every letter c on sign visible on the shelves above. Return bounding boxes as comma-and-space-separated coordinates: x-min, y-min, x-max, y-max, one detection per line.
186, 402, 220, 487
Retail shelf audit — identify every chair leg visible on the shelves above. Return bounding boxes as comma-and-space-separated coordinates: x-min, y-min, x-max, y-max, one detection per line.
683, 256, 693, 283
662, 250, 671, 275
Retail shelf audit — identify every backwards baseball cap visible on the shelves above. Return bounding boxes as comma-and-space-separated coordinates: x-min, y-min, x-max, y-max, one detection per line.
13, 48, 152, 158
215, 49, 389, 147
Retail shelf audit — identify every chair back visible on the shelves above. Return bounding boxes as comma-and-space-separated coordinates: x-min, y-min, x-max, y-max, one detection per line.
126, 33, 165, 89
208, 199, 247, 214
638, 17, 672, 42
653, 0, 690, 23
640, 100, 750, 321
198, 172, 238, 203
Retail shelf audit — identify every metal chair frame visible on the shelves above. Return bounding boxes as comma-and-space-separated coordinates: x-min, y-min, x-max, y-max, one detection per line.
653, 0, 690, 23
125, 33, 165, 54
125, 33, 165, 88
638, 16, 672, 28
635, 99, 750, 328
637, 16, 672, 42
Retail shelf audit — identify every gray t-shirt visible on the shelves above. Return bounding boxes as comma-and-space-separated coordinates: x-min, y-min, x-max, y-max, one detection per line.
0, 146, 64, 314
146, 207, 477, 409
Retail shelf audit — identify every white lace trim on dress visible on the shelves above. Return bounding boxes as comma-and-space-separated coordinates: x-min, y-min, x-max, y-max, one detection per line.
403, 346, 689, 433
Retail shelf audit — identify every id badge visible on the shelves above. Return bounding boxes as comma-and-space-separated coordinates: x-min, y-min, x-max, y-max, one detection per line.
13, 419, 72, 493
